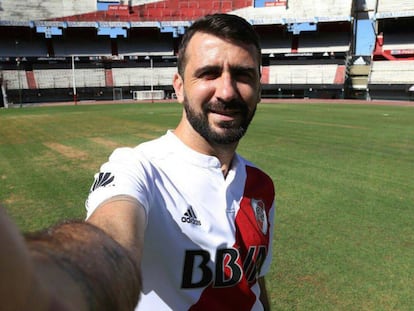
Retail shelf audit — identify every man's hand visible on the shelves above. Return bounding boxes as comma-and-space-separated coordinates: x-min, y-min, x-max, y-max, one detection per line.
0, 207, 51, 310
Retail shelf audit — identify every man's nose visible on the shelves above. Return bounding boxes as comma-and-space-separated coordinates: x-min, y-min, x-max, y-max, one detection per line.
215, 72, 238, 102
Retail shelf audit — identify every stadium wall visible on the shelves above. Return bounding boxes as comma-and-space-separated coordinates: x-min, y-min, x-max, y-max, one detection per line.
368, 2, 414, 101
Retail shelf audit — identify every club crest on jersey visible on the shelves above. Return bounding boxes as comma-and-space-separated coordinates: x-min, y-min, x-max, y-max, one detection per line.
251, 198, 268, 234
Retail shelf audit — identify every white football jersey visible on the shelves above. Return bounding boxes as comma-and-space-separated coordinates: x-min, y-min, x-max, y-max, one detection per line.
86, 130, 276, 311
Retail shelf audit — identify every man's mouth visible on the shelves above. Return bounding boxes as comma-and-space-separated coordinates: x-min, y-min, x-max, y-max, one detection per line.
210, 108, 239, 116
209, 108, 242, 123
205, 101, 248, 122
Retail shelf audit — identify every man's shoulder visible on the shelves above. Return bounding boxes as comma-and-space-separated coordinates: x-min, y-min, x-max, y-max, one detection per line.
236, 154, 274, 190
109, 132, 171, 160
237, 154, 271, 178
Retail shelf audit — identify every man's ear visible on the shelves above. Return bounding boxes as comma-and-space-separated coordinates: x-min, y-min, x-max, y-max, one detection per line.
257, 69, 262, 103
257, 82, 262, 104
173, 73, 184, 103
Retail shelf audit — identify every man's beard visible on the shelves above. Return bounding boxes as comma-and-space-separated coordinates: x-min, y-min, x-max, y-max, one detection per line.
183, 96, 256, 145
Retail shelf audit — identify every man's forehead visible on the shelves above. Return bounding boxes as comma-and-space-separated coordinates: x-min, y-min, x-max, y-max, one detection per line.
186, 32, 260, 64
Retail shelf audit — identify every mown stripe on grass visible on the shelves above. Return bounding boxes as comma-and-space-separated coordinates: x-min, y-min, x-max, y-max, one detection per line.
286, 119, 369, 130
89, 137, 123, 150
43, 142, 88, 160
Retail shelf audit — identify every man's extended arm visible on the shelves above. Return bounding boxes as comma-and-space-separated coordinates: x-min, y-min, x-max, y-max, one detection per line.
0, 197, 145, 311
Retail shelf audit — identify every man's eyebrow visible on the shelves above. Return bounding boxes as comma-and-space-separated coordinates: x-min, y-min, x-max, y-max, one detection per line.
193, 64, 258, 77
230, 65, 257, 73
193, 65, 221, 77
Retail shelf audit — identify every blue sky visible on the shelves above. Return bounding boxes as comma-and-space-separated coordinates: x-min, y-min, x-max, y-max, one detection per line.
355, 19, 376, 55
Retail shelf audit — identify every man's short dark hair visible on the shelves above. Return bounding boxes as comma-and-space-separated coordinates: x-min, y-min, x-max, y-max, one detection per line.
177, 14, 262, 78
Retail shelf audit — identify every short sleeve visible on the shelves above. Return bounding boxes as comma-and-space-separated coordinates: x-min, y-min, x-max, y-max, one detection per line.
85, 147, 153, 219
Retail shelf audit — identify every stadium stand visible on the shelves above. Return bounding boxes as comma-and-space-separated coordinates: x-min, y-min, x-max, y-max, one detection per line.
52, 29, 113, 57
2, 70, 30, 90
234, 0, 352, 21
117, 31, 175, 56
0, 27, 49, 57
112, 67, 175, 87
0, 0, 413, 104
0, 0, 96, 21
370, 60, 414, 84
368, 0, 414, 100
376, 0, 414, 13
379, 33, 414, 51
268, 64, 343, 85
0, 38, 48, 58
33, 68, 106, 89
297, 32, 350, 53
260, 29, 292, 55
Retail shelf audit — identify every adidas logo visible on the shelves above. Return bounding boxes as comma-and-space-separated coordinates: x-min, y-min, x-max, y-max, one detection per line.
181, 206, 201, 226
91, 172, 115, 191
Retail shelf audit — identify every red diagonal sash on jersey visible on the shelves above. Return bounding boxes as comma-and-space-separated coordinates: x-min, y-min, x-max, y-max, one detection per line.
188, 166, 275, 310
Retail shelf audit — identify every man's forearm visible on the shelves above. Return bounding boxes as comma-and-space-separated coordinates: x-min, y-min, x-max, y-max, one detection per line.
0, 204, 141, 311
25, 220, 142, 311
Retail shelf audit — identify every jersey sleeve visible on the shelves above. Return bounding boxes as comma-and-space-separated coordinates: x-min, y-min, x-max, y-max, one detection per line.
85, 147, 153, 219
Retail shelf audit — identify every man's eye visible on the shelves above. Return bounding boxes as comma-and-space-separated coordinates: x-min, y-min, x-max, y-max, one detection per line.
232, 68, 257, 83
235, 72, 255, 83
200, 71, 220, 80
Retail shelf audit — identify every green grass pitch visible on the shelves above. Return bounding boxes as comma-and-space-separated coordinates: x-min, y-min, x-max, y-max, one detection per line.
1, 101, 413, 310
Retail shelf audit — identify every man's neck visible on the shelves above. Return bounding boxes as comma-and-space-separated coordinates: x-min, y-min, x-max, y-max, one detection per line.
173, 121, 238, 177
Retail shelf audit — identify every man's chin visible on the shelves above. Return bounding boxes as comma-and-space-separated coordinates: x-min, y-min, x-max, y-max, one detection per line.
207, 127, 246, 145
